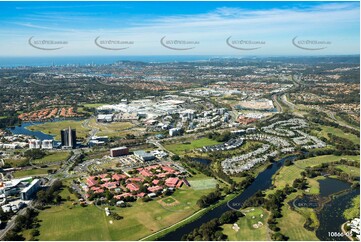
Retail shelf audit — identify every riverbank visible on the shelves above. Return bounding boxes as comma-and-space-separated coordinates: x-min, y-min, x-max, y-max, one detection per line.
158, 154, 298, 240
141, 192, 240, 241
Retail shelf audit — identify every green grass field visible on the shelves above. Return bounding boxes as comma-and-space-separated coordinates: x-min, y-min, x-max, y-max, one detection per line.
272, 155, 359, 191
88, 118, 135, 137
315, 125, 360, 145
32, 152, 70, 165
27, 120, 90, 140
344, 195, 360, 220
3, 157, 28, 167
306, 176, 325, 195
82, 103, 108, 108
35, 174, 216, 240
222, 207, 269, 241
188, 177, 217, 190
164, 138, 220, 155
335, 165, 360, 177
162, 197, 176, 204
277, 192, 319, 241
266, 155, 360, 240
13, 168, 49, 178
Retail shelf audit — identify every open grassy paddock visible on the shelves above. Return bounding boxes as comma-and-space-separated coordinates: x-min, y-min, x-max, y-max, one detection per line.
164, 138, 220, 155
87, 118, 136, 137
3, 157, 28, 167
221, 207, 269, 241
12, 166, 59, 178
32, 151, 70, 165
13, 169, 48, 178
82, 103, 108, 108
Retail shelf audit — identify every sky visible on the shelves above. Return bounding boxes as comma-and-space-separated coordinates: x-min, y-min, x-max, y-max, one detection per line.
0, 1, 359, 56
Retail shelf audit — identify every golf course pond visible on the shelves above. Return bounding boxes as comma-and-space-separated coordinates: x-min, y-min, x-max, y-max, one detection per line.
290, 177, 359, 241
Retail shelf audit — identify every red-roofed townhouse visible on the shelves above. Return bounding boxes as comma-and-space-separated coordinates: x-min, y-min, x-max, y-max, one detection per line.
140, 169, 153, 177
99, 174, 109, 179
94, 188, 104, 194
112, 174, 127, 181
165, 177, 179, 187
162, 166, 176, 173
126, 183, 139, 192
147, 185, 163, 193
86, 176, 98, 187
137, 192, 146, 198
126, 177, 144, 183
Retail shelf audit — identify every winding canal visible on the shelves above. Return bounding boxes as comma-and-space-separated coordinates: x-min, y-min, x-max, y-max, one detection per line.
159, 155, 296, 240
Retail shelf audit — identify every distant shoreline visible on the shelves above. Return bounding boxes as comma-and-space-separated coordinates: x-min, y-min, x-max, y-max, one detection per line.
0, 55, 359, 68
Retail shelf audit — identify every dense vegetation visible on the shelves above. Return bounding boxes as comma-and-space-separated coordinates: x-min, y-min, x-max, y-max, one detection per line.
3, 208, 40, 241
36, 180, 63, 206
181, 210, 243, 241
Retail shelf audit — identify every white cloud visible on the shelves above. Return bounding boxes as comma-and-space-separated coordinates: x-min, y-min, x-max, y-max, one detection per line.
1, 2, 359, 56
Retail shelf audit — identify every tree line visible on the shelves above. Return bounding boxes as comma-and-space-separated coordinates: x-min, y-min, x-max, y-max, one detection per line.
181, 210, 244, 241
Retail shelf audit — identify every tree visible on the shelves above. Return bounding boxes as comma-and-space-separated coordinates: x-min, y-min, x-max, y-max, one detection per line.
142, 197, 152, 202
272, 232, 288, 241
56, 195, 62, 204
31, 229, 40, 237
219, 210, 243, 224
3, 230, 25, 241
171, 155, 180, 161
223, 186, 230, 194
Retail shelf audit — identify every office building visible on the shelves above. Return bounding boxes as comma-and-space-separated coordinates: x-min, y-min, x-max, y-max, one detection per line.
61, 127, 77, 149
134, 150, 155, 161
29, 139, 41, 149
41, 139, 53, 149
110, 146, 129, 157
20, 179, 41, 200
169, 128, 182, 137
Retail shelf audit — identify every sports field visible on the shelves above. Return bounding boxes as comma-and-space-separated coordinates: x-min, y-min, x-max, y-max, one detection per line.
222, 207, 269, 241
162, 197, 176, 204
188, 177, 217, 190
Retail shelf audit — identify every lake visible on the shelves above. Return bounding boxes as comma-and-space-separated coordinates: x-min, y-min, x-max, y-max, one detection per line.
7, 122, 55, 140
